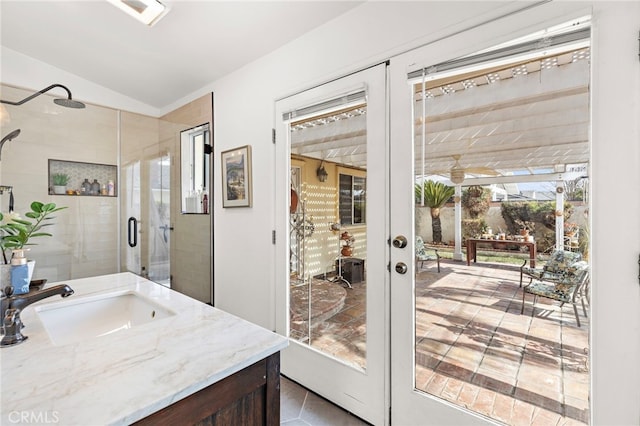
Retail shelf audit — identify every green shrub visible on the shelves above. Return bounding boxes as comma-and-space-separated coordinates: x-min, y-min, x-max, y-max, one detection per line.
462, 186, 491, 219
500, 201, 574, 253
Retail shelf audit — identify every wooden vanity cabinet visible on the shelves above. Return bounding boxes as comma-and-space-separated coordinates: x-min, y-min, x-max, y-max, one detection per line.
134, 352, 280, 425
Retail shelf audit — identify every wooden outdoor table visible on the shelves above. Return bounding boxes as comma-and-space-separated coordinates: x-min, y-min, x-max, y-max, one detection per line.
466, 238, 536, 268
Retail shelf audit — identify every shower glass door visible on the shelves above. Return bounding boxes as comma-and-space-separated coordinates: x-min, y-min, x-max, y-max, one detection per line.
120, 111, 171, 286
123, 160, 141, 275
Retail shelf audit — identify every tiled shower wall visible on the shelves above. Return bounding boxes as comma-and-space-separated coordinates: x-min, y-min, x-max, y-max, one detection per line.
0, 84, 118, 281
48, 160, 117, 196
1, 84, 212, 302
159, 93, 212, 304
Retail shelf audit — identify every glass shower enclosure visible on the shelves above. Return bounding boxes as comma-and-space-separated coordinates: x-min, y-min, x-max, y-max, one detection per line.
120, 112, 171, 286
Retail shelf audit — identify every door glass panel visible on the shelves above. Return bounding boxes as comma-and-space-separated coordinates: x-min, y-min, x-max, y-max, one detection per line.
123, 161, 141, 275
289, 103, 367, 370
180, 124, 210, 214
120, 111, 172, 287
413, 23, 591, 425
147, 153, 171, 286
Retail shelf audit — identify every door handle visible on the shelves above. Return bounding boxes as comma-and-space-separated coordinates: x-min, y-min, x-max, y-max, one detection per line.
392, 235, 408, 248
395, 262, 408, 274
128, 217, 138, 248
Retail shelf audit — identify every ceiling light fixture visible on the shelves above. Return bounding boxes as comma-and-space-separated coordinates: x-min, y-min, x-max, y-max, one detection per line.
106, 0, 169, 26
450, 155, 465, 185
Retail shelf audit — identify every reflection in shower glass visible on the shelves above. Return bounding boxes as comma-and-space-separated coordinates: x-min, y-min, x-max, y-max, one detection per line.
289, 102, 368, 371
147, 153, 171, 286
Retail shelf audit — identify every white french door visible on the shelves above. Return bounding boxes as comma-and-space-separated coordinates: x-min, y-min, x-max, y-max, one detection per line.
275, 64, 388, 425
274, 3, 639, 425
389, 2, 640, 425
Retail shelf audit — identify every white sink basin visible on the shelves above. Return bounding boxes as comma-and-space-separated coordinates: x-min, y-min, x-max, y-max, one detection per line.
35, 290, 176, 346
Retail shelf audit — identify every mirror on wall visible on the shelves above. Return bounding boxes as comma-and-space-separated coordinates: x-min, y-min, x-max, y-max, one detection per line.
180, 123, 211, 214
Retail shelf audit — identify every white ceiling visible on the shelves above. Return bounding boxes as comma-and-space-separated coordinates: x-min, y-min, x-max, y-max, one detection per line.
0, 0, 362, 109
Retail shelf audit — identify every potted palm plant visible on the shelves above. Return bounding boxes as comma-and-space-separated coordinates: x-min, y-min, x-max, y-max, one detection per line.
52, 173, 70, 195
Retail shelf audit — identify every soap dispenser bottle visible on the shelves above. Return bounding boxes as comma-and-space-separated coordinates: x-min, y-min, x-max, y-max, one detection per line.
90, 179, 100, 195
81, 178, 91, 195
10, 249, 30, 295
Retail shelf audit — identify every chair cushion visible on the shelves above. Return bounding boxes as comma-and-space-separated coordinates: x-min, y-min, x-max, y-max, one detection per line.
416, 236, 438, 263
416, 236, 427, 257
525, 280, 575, 302
543, 250, 582, 274
417, 254, 437, 261
524, 260, 589, 303
522, 266, 545, 279
566, 261, 589, 282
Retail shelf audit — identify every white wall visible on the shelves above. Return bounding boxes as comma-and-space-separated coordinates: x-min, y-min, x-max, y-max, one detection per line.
207, 0, 545, 329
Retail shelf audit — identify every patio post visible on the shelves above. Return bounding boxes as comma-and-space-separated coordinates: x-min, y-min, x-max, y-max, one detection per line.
556, 180, 565, 250
453, 184, 463, 261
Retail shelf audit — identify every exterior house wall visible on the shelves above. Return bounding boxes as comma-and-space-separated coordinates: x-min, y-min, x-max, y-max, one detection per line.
291, 156, 366, 281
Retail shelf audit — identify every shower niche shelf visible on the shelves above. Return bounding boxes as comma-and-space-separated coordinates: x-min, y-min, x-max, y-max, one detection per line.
48, 159, 118, 197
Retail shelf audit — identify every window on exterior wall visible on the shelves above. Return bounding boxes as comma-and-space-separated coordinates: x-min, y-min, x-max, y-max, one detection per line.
339, 173, 366, 225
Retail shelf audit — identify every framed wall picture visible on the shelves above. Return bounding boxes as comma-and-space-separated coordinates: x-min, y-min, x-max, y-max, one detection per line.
221, 145, 252, 208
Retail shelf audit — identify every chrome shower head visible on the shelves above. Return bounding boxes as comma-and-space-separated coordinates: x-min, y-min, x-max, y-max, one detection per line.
0, 129, 21, 161
0, 84, 85, 109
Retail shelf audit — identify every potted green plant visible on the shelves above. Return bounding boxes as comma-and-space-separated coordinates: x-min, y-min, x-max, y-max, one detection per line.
0, 201, 67, 288
52, 173, 70, 195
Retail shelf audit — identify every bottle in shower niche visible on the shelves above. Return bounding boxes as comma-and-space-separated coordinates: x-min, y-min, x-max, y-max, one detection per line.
202, 193, 208, 214
107, 180, 115, 196
81, 178, 91, 195
90, 179, 100, 195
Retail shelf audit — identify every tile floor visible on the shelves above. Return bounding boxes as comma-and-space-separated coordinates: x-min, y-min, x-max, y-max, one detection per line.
286, 258, 589, 426
280, 375, 370, 425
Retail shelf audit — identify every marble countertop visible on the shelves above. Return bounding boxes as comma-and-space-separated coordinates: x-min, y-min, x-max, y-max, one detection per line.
0, 272, 288, 425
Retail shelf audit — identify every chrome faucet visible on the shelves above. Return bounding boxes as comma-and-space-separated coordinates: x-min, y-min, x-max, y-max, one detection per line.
1, 284, 74, 347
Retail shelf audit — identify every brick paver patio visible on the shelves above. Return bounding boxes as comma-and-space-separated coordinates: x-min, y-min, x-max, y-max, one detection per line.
415, 259, 589, 425
289, 258, 590, 425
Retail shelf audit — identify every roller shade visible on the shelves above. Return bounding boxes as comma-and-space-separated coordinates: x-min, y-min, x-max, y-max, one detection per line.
282, 90, 366, 122
408, 25, 590, 82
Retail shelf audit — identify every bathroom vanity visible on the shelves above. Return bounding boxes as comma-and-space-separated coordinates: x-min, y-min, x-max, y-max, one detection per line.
0, 273, 288, 425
